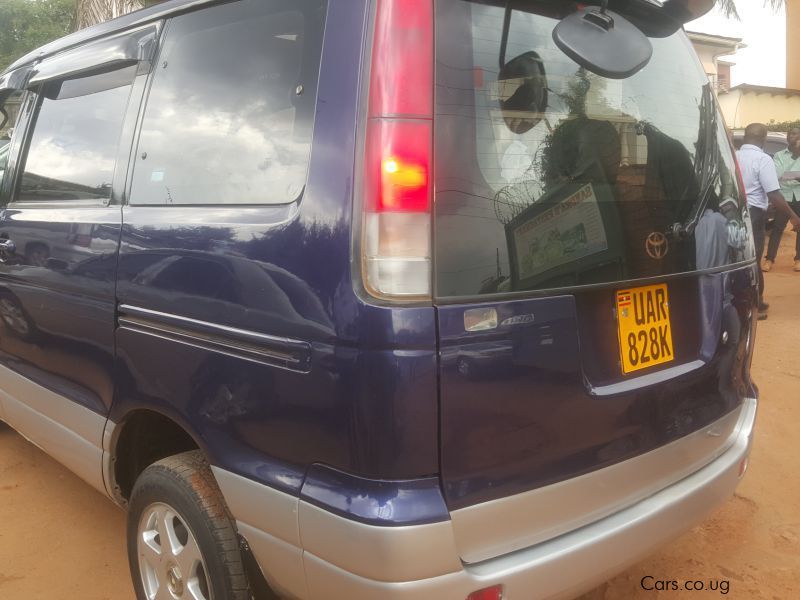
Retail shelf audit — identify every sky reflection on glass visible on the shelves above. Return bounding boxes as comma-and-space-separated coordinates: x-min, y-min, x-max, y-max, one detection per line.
131, 1, 320, 206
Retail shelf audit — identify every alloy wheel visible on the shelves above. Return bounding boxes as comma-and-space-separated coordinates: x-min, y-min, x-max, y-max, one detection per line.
137, 502, 211, 600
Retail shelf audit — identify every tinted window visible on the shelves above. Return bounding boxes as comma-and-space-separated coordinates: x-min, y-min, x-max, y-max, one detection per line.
130, 0, 326, 206
17, 67, 135, 203
434, 1, 752, 298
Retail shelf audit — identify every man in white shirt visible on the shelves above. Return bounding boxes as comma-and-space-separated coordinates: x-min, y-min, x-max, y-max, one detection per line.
736, 123, 800, 319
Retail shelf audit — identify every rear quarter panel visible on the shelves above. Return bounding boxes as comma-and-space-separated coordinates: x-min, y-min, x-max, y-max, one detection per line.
110, 0, 440, 498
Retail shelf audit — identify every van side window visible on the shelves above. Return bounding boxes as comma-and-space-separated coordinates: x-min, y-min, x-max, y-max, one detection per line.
130, 0, 326, 206
17, 66, 136, 203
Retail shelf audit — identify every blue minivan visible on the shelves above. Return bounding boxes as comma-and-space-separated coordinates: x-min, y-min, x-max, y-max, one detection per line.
0, 1, 759, 598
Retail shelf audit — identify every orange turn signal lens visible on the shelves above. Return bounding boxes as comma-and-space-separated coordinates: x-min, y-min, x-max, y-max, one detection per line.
366, 119, 432, 213
382, 156, 427, 195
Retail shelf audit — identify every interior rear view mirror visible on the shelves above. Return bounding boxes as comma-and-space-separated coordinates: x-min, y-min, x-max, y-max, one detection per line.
552, 2, 652, 79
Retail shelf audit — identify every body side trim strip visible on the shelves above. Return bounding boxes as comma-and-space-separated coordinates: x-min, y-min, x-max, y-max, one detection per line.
118, 305, 312, 372
118, 305, 310, 351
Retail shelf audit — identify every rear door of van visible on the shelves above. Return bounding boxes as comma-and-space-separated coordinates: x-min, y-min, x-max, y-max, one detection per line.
0, 34, 151, 491
433, 0, 758, 563
111, 0, 339, 489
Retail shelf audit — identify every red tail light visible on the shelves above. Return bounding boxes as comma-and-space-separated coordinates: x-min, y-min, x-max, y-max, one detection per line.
466, 584, 504, 600
362, 0, 434, 299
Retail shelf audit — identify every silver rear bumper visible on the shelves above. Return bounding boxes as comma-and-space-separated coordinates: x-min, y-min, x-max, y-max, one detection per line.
215, 396, 756, 600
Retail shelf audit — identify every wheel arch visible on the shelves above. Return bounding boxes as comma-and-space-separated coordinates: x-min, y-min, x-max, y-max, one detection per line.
106, 408, 203, 505
110, 416, 280, 598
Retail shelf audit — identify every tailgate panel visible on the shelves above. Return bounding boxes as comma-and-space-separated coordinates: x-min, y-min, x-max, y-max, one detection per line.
437, 269, 755, 522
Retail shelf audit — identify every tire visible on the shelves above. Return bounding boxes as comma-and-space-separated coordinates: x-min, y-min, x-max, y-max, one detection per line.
127, 450, 251, 600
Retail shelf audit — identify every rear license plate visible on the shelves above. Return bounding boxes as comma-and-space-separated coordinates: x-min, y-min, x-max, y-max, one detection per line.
616, 283, 674, 374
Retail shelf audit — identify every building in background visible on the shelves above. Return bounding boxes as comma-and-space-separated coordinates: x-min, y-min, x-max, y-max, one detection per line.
686, 28, 800, 130
716, 60, 734, 92
686, 31, 744, 92
717, 84, 800, 129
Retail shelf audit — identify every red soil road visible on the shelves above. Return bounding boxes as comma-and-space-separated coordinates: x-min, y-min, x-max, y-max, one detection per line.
1, 254, 799, 599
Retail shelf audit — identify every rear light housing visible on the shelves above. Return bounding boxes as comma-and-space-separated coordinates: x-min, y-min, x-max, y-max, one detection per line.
361, 0, 434, 300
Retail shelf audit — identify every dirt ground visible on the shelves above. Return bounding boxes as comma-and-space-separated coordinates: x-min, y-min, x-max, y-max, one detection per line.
1, 252, 799, 599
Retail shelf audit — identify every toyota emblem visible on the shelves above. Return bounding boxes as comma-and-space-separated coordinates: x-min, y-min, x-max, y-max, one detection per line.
645, 232, 668, 259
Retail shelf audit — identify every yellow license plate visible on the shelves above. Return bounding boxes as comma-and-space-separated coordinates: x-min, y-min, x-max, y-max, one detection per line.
616, 284, 674, 374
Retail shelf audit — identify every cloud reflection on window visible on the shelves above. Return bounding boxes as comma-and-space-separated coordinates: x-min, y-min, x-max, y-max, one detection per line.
130, 1, 320, 206
20, 82, 131, 202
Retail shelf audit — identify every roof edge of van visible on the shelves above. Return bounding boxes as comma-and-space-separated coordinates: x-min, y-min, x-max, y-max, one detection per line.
3, 0, 219, 75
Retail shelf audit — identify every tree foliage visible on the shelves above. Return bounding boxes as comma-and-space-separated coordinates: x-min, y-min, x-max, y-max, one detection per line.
715, 0, 785, 21
767, 119, 800, 132
75, 0, 142, 31
0, 0, 75, 72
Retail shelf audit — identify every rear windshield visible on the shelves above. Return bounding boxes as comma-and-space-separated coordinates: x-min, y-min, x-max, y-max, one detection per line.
434, 1, 753, 299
